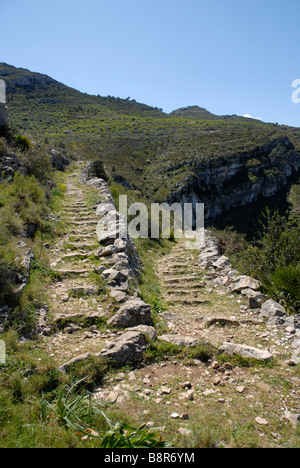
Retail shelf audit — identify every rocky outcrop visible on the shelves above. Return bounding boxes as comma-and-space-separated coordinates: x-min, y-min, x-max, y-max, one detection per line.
218, 342, 273, 362
99, 330, 149, 365
48, 149, 70, 172
0, 152, 27, 179
58, 330, 149, 371
2, 66, 57, 94
167, 138, 300, 222
107, 298, 152, 329
0, 247, 35, 333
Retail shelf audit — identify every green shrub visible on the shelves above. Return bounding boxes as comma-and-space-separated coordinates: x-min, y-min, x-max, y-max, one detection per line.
0, 258, 17, 307
89, 160, 108, 181
0, 137, 8, 156
237, 209, 300, 313
269, 266, 300, 313
20, 147, 53, 183
69, 356, 109, 391
209, 226, 247, 256
99, 422, 170, 448
0, 173, 48, 242
15, 134, 32, 152
40, 377, 109, 432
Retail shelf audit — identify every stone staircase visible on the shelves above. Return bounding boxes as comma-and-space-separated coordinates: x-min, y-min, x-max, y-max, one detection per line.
47, 169, 107, 325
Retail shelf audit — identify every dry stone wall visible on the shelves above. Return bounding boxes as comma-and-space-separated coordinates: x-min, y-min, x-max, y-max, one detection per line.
57, 164, 155, 369
199, 230, 300, 364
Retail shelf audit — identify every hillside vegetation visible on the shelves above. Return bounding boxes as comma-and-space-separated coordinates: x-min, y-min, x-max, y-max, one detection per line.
2, 63, 300, 205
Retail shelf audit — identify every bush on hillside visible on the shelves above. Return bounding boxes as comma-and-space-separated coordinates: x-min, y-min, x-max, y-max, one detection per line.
237, 209, 300, 313
89, 160, 108, 181
20, 147, 53, 183
268, 266, 300, 313
0, 173, 48, 243
15, 134, 32, 152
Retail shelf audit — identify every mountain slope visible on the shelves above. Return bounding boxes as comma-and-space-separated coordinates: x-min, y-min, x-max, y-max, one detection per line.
1, 63, 300, 227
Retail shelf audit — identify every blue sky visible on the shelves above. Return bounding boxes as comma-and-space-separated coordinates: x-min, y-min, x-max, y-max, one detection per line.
1, 0, 300, 126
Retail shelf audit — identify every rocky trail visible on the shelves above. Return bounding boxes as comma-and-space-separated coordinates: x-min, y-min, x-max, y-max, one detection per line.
41, 164, 300, 447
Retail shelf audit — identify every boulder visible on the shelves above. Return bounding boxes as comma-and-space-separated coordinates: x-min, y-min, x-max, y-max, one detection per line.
198, 251, 220, 269
48, 149, 70, 171
107, 299, 152, 328
96, 229, 117, 246
282, 410, 300, 428
284, 315, 300, 331
218, 342, 273, 362
109, 290, 127, 303
95, 245, 118, 257
58, 331, 149, 370
114, 238, 127, 252
260, 299, 286, 319
249, 294, 269, 309
99, 331, 148, 365
102, 268, 129, 283
229, 276, 261, 293
212, 255, 231, 271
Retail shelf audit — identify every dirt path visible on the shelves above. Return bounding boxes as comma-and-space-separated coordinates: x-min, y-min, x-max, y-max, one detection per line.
155, 239, 288, 354
42, 165, 115, 363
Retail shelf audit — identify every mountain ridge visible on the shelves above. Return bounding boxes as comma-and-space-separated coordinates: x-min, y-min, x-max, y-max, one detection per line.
1, 62, 300, 232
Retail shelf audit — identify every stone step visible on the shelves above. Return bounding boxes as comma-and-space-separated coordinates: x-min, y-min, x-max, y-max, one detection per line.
69, 220, 98, 226
65, 216, 96, 223
170, 298, 209, 306
60, 252, 92, 261
53, 311, 106, 325
63, 203, 87, 208
163, 276, 201, 283
66, 242, 98, 250
165, 289, 192, 295
53, 268, 91, 278
68, 233, 96, 241
68, 229, 97, 236
63, 209, 93, 215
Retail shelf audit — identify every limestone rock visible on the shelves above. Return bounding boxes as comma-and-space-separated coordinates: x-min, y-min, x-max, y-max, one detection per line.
282, 410, 300, 428
109, 290, 127, 303
107, 299, 152, 328
49, 149, 70, 172
218, 342, 273, 362
102, 268, 129, 284
212, 255, 231, 271
229, 276, 261, 293
255, 417, 268, 426
58, 353, 91, 373
126, 325, 157, 341
249, 294, 269, 309
260, 300, 286, 319
158, 334, 200, 347
99, 331, 148, 365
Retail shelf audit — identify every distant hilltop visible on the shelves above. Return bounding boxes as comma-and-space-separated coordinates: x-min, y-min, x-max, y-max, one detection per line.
169, 105, 217, 119
169, 105, 255, 122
